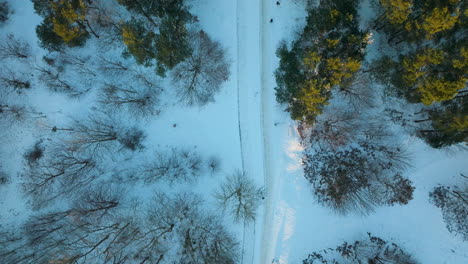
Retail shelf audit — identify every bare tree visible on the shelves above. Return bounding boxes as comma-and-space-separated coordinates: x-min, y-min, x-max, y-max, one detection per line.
214, 171, 263, 223
22, 144, 98, 209
35, 64, 89, 97
171, 30, 230, 106
0, 191, 239, 264
53, 51, 97, 77
337, 71, 375, 109
147, 192, 239, 264
64, 114, 146, 156
67, 115, 120, 154
0, 70, 31, 93
303, 143, 413, 215
0, 104, 45, 123
303, 233, 420, 264
0, 34, 30, 60
207, 155, 221, 175
1, 184, 132, 264
132, 148, 203, 184
98, 56, 131, 76
310, 106, 361, 149
99, 83, 160, 117
430, 174, 468, 241
71, 183, 124, 220
310, 105, 394, 150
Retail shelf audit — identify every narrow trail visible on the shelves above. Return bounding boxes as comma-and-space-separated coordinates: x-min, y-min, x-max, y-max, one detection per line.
236, 0, 245, 174
236, 0, 275, 263
259, 0, 276, 263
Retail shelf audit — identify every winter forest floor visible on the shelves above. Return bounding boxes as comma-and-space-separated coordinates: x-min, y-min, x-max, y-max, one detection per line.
0, 0, 467, 264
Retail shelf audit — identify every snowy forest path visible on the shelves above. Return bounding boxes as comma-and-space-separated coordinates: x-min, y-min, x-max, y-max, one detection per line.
235, 0, 273, 263
258, 1, 276, 263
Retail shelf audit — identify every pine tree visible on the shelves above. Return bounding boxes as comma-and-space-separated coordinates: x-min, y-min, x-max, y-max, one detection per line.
32, 0, 99, 49
275, 0, 367, 124
375, 0, 464, 42
294, 79, 329, 121
402, 48, 444, 85
417, 7, 461, 39
418, 77, 465, 105
418, 97, 468, 148
399, 47, 466, 105
51, 0, 89, 43
379, 0, 413, 25
121, 19, 157, 66
154, 16, 191, 75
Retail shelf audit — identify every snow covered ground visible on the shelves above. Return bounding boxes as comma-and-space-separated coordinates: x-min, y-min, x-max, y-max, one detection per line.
0, 0, 467, 264
255, 1, 468, 264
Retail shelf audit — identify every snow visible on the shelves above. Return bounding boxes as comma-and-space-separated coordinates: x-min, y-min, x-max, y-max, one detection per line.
0, 0, 467, 264
256, 1, 468, 264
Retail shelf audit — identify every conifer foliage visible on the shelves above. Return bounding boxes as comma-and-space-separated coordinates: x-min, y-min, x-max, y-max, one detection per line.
370, 0, 468, 148
32, 0, 99, 49
275, 0, 369, 124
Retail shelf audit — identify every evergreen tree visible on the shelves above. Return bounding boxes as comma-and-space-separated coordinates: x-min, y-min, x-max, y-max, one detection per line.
418, 97, 468, 148
117, 0, 193, 75
32, 0, 99, 49
36, 16, 65, 51
155, 15, 191, 75
372, 43, 467, 106
379, 0, 412, 25
117, 0, 192, 27
374, 0, 465, 42
121, 19, 157, 66
275, 0, 368, 124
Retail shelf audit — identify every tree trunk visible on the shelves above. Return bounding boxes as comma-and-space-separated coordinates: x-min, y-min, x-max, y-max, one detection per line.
419, 129, 439, 133
84, 19, 100, 38
414, 118, 431, 123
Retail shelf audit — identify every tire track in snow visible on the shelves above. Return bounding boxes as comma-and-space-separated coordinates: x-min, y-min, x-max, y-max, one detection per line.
236, 0, 245, 174
236, 0, 271, 262
259, 0, 275, 263
235, 0, 249, 261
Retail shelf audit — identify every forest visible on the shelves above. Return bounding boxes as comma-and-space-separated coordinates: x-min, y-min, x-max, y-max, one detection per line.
0, 0, 263, 263
0, 0, 467, 263
275, 0, 467, 261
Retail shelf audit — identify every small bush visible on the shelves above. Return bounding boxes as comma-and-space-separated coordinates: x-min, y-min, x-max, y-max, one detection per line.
118, 127, 145, 151
0, 171, 9, 185
207, 156, 221, 174
0, 1, 10, 25
24, 141, 44, 165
